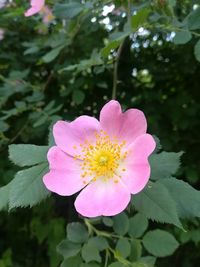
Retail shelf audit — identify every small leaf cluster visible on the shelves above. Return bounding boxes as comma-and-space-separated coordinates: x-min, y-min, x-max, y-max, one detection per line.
57, 214, 179, 267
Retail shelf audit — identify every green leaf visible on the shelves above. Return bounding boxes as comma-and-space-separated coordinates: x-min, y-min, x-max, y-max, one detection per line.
0, 184, 10, 211
149, 151, 183, 180
188, 8, 200, 30
160, 178, 200, 218
194, 39, 200, 62
81, 243, 101, 263
108, 263, 125, 267
132, 181, 182, 228
116, 238, 131, 259
101, 31, 129, 58
80, 263, 100, 267
87, 236, 109, 251
57, 240, 81, 259
113, 212, 129, 235
102, 217, 113, 227
61, 256, 82, 267
42, 45, 65, 63
54, 3, 84, 19
139, 256, 156, 267
173, 31, 192, 45
142, 230, 179, 257
131, 8, 150, 31
129, 240, 142, 262
24, 46, 39, 55
131, 263, 148, 267
129, 213, 148, 238
9, 163, 50, 209
67, 222, 88, 243
72, 90, 85, 105
9, 144, 48, 167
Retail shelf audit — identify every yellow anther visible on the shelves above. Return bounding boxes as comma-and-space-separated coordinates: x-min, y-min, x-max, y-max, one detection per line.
78, 131, 128, 181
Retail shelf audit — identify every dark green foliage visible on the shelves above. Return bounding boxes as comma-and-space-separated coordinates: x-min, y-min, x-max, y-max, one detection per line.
1, 1, 200, 267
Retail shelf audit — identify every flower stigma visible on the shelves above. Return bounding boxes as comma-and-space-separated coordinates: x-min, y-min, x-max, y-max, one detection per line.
73, 130, 128, 184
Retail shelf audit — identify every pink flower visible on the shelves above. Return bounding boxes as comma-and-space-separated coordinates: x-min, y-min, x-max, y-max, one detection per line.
40, 5, 54, 24
43, 101, 156, 217
24, 0, 45, 17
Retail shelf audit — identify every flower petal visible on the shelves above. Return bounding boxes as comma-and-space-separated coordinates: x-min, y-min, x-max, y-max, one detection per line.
43, 146, 91, 196
53, 116, 101, 157
24, 0, 44, 17
100, 100, 147, 144
25, 7, 41, 16
74, 179, 131, 217
121, 134, 156, 194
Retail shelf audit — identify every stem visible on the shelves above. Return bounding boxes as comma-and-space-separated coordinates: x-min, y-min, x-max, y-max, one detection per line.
112, 41, 124, 100
104, 249, 109, 267
127, 0, 132, 26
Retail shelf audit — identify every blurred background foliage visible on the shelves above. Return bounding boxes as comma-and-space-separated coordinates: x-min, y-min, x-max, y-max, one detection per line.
0, 0, 200, 266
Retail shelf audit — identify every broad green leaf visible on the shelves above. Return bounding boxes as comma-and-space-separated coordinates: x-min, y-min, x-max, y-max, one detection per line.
160, 178, 200, 218
108, 263, 125, 267
188, 8, 200, 30
173, 31, 192, 45
0, 184, 10, 211
133, 182, 182, 228
57, 240, 81, 259
139, 256, 156, 267
80, 263, 100, 267
9, 163, 50, 209
67, 222, 88, 243
101, 31, 129, 58
131, 8, 150, 31
194, 39, 200, 62
113, 212, 129, 235
9, 144, 48, 167
101, 39, 121, 58
61, 256, 82, 267
42, 45, 65, 63
129, 240, 142, 261
102, 217, 113, 227
81, 243, 101, 263
116, 238, 131, 259
60, 50, 103, 73
24, 46, 39, 55
131, 263, 148, 267
129, 213, 148, 238
142, 230, 179, 257
149, 151, 183, 180
54, 3, 84, 19
87, 236, 109, 251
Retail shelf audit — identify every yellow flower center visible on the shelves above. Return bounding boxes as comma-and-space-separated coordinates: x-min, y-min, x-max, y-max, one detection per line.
73, 130, 128, 184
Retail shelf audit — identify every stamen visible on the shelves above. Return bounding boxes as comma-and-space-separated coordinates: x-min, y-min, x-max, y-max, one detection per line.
74, 131, 127, 182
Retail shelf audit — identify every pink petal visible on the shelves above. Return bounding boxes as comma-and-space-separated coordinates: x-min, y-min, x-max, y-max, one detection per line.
74, 179, 131, 217
43, 146, 91, 196
100, 100, 147, 145
24, 0, 45, 17
53, 116, 101, 157
25, 7, 41, 16
121, 134, 156, 194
